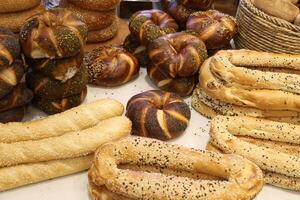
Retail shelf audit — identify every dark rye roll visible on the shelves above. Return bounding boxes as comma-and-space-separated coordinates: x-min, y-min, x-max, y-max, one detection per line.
0, 60, 25, 99
28, 64, 88, 99
0, 27, 20, 68
29, 51, 83, 82
126, 90, 191, 141
0, 106, 27, 123
33, 86, 87, 114
129, 10, 179, 45
20, 8, 88, 59
84, 45, 139, 87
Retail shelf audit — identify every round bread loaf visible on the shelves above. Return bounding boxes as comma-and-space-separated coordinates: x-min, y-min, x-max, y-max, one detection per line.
67, 0, 120, 12
0, 4, 45, 33
20, 8, 88, 59
147, 64, 197, 97
0, 27, 20, 68
129, 10, 179, 45
126, 90, 191, 141
84, 46, 139, 87
178, 0, 213, 10
33, 86, 87, 114
0, 60, 25, 99
0, 0, 40, 13
148, 32, 207, 78
87, 19, 118, 43
0, 84, 33, 112
0, 106, 26, 123
64, 3, 116, 31
29, 51, 83, 82
28, 64, 88, 99
187, 10, 238, 49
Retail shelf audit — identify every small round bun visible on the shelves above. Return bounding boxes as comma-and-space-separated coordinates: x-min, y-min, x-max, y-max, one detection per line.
126, 90, 191, 141
0, 27, 20, 67
67, 0, 120, 12
0, 0, 40, 13
87, 19, 118, 43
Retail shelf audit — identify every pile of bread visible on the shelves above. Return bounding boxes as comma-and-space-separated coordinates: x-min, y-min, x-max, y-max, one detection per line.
252, 0, 300, 26
21, 9, 89, 114
62, 0, 120, 43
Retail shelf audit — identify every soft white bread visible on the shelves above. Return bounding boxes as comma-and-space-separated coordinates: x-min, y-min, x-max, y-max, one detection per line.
0, 99, 124, 143
0, 117, 131, 167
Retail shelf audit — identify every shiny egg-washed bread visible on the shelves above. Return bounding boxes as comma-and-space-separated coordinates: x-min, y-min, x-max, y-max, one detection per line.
208, 115, 300, 191
67, 0, 120, 11
0, 99, 124, 143
0, 27, 20, 68
89, 137, 263, 200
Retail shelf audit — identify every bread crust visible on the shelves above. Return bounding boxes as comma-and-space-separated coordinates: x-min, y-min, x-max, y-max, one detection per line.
0, 0, 41, 13
87, 19, 118, 43
67, 0, 120, 12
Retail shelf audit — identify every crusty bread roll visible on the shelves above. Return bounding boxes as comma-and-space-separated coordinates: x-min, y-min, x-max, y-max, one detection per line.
0, 0, 41, 13
252, 0, 299, 22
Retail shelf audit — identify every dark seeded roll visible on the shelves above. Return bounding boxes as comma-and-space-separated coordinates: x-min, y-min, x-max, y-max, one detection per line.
28, 64, 88, 99
33, 86, 87, 114
0, 27, 20, 68
0, 106, 26, 123
0, 60, 25, 99
126, 90, 191, 141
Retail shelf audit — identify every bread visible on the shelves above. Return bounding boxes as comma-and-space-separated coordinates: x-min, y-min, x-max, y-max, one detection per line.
252, 0, 299, 22
187, 10, 238, 49
129, 10, 178, 45
89, 137, 263, 200
0, 4, 45, 33
0, 27, 20, 68
0, 106, 26, 123
126, 90, 191, 140
28, 64, 88, 99
33, 86, 87, 114
209, 115, 300, 191
178, 0, 213, 10
0, 116, 131, 167
0, 99, 124, 143
294, 13, 300, 25
29, 51, 83, 82
64, 3, 116, 31
67, 0, 120, 12
0, 60, 25, 99
148, 32, 207, 78
84, 46, 139, 87
20, 8, 88, 59
0, 0, 40, 13
147, 64, 197, 96
87, 19, 118, 43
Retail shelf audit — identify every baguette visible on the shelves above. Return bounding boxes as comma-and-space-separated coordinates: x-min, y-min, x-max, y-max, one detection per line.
0, 99, 124, 143
0, 155, 93, 192
0, 117, 131, 167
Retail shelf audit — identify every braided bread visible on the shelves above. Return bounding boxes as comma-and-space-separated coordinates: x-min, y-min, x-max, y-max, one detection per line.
187, 10, 238, 49
208, 115, 300, 191
126, 90, 191, 140
0, 27, 20, 68
0, 0, 40, 13
129, 10, 178, 45
67, 0, 120, 12
20, 8, 88, 59
89, 137, 264, 200
84, 46, 139, 87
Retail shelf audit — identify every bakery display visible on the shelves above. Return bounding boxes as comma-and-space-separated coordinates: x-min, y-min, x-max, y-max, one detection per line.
84, 46, 139, 87
192, 49, 300, 121
187, 10, 238, 49
147, 32, 207, 96
0, 99, 131, 191
88, 137, 264, 199
208, 115, 300, 191
126, 90, 191, 140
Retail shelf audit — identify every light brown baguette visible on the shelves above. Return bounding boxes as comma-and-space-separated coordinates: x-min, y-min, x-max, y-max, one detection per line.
252, 0, 299, 22
0, 155, 93, 192
0, 99, 124, 143
0, 117, 131, 167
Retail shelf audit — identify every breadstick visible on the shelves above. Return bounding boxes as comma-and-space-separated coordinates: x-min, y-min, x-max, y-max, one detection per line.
0, 117, 131, 167
0, 155, 93, 192
0, 99, 124, 143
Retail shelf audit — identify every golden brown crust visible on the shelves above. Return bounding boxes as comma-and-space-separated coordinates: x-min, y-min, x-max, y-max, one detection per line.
0, 4, 45, 33
126, 90, 191, 140
187, 10, 238, 49
67, 0, 120, 12
87, 19, 118, 43
0, 0, 41, 13
89, 137, 264, 200
84, 46, 139, 87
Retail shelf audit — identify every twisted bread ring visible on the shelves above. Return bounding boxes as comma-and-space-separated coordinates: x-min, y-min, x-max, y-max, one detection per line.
209, 115, 300, 191
0, 28, 20, 68
0, 0, 40, 13
89, 137, 263, 200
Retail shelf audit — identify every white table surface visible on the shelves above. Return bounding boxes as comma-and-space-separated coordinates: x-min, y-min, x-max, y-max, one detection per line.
1, 68, 299, 200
